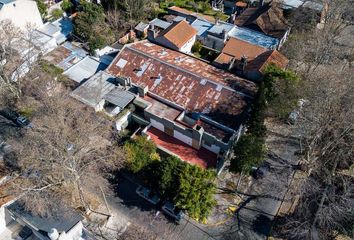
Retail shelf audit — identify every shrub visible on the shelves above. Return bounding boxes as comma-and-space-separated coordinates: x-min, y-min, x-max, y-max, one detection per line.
123, 136, 158, 173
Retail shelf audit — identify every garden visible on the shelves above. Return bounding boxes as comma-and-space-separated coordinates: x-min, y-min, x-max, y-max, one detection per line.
123, 136, 217, 222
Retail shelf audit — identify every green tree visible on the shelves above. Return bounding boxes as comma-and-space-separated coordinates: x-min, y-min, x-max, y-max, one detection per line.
156, 156, 183, 198
51, 9, 64, 20
73, 2, 114, 51
247, 82, 267, 138
36, 0, 47, 19
123, 136, 159, 173
175, 164, 217, 222
61, 0, 73, 13
230, 134, 266, 174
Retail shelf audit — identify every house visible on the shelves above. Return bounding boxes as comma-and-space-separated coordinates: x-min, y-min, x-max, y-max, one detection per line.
242, 49, 289, 81
147, 20, 198, 54
0, 0, 43, 30
105, 40, 257, 172
168, 10, 279, 51
0, 176, 85, 240
233, 1, 290, 47
37, 17, 74, 45
214, 36, 289, 81
70, 70, 135, 117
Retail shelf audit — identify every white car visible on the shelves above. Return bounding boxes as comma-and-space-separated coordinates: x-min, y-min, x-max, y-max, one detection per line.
136, 186, 160, 205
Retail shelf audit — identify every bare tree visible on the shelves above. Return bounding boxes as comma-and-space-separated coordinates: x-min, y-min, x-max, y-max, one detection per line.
7, 93, 125, 217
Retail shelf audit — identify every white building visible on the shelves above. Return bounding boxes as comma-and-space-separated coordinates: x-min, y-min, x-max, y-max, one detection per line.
0, 0, 43, 31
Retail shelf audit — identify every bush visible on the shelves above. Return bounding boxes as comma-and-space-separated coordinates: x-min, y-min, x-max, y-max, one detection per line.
192, 41, 202, 54
123, 136, 159, 173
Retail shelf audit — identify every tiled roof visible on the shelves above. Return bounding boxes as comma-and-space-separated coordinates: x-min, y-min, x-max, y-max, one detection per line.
246, 50, 289, 72
107, 40, 256, 129
215, 37, 268, 64
234, 3, 289, 39
159, 20, 197, 49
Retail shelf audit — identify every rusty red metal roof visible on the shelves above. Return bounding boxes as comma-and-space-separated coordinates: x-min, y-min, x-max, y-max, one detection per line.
107, 40, 256, 129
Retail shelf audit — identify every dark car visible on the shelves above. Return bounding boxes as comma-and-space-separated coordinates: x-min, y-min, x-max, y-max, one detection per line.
161, 201, 183, 222
0, 108, 32, 128
136, 186, 161, 205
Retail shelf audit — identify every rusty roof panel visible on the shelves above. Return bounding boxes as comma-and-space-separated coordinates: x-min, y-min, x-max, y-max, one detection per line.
107, 41, 257, 129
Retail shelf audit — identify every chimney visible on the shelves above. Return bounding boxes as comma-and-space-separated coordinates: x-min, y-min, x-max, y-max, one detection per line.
221, 29, 227, 40
138, 85, 149, 97
215, 17, 220, 25
228, 57, 236, 71
147, 24, 158, 41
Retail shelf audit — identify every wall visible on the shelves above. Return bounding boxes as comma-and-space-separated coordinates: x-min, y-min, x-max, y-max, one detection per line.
0, 0, 43, 30
180, 35, 196, 54
115, 111, 131, 131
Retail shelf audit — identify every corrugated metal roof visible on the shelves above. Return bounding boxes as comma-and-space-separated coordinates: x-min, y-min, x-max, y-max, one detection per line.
228, 26, 279, 49
103, 88, 135, 108
149, 18, 171, 30
70, 71, 116, 107
191, 19, 213, 37
64, 56, 108, 83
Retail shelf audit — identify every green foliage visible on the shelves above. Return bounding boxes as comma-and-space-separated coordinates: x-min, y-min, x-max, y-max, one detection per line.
51, 9, 64, 20
39, 61, 64, 77
73, 2, 113, 51
175, 163, 217, 222
36, 0, 47, 18
123, 136, 159, 173
230, 134, 265, 174
263, 64, 301, 118
61, 0, 73, 13
156, 156, 183, 198
247, 82, 267, 138
192, 41, 202, 54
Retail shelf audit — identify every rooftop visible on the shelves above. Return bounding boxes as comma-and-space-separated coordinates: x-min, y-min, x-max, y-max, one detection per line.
215, 37, 268, 64
245, 49, 289, 72
149, 18, 171, 30
143, 95, 182, 122
70, 71, 116, 108
158, 20, 197, 49
228, 25, 279, 49
234, 3, 289, 39
146, 127, 217, 169
190, 18, 213, 37
168, 6, 216, 23
63, 56, 108, 83
107, 40, 257, 129
7, 201, 83, 234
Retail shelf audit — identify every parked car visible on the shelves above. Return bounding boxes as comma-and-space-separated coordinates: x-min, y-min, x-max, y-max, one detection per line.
251, 162, 270, 180
136, 186, 161, 205
0, 108, 32, 128
161, 201, 183, 222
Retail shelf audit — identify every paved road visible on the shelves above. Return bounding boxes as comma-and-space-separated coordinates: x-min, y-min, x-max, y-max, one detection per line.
107, 174, 219, 240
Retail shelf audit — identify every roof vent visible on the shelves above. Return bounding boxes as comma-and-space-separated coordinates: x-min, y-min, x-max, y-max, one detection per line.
160, 49, 167, 56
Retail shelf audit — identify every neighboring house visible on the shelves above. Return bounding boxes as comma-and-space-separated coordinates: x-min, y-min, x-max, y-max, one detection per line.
105, 40, 257, 172
148, 20, 198, 54
243, 49, 289, 81
0, 176, 85, 240
233, 2, 290, 47
214, 37, 288, 81
37, 17, 74, 45
169, 11, 279, 51
149, 18, 172, 31
0, 0, 43, 30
